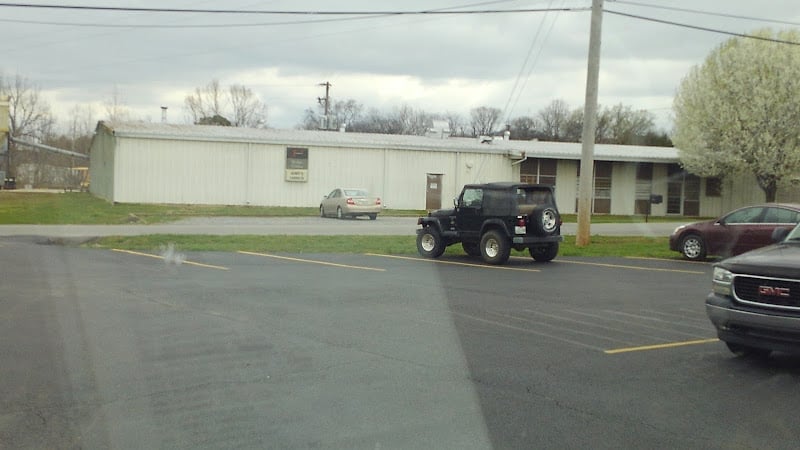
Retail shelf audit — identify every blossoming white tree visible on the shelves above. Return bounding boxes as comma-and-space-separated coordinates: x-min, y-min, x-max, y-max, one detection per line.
673, 29, 800, 202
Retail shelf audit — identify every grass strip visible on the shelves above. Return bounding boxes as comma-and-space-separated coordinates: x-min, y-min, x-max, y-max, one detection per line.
90, 234, 677, 259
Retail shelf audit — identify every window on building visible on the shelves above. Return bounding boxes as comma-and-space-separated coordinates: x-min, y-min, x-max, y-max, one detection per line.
706, 177, 722, 197
635, 163, 653, 215
593, 161, 612, 214
520, 158, 557, 186
576, 161, 612, 214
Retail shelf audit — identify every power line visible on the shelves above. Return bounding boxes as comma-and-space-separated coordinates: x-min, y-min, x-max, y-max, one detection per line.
0, 14, 391, 29
608, 0, 800, 27
604, 9, 800, 46
0, 3, 589, 15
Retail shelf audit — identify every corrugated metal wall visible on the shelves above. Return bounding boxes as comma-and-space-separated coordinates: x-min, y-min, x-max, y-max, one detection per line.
106, 136, 516, 209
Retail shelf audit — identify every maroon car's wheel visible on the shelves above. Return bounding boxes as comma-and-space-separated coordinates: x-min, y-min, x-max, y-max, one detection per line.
680, 234, 706, 261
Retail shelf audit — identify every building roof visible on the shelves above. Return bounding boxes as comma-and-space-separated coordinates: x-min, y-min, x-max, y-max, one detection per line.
98, 121, 679, 164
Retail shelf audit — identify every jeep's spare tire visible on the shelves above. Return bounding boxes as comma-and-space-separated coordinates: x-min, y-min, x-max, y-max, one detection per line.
532, 206, 559, 235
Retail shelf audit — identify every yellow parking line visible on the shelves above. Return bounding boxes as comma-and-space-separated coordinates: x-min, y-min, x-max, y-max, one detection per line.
555, 259, 705, 274
238, 251, 385, 272
111, 249, 229, 271
604, 338, 719, 354
367, 253, 541, 272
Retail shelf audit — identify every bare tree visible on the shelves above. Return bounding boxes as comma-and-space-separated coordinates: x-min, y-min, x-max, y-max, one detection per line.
537, 99, 570, 141
103, 86, 131, 122
2, 73, 54, 141
445, 111, 467, 137
65, 104, 95, 153
185, 79, 269, 128
509, 116, 540, 140
229, 84, 267, 128
330, 99, 363, 130
470, 106, 502, 137
184, 79, 226, 124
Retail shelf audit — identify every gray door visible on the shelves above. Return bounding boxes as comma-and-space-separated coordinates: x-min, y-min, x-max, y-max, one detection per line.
426, 174, 442, 210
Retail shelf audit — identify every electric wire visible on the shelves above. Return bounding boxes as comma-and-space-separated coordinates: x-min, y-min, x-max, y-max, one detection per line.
608, 0, 800, 27
505, 1, 564, 124
605, 9, 800, 46
502, 0, 555, 124
0, 3, 588, 15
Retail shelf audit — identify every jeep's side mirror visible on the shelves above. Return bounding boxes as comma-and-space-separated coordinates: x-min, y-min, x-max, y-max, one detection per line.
453, 198, 458, 207
772, 227, 790, 243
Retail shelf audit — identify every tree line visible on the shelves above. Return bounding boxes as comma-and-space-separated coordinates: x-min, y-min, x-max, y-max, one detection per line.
300, 99, 672, 146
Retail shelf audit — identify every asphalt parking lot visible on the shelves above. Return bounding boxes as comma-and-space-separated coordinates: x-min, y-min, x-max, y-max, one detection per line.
3, 237, 800, 449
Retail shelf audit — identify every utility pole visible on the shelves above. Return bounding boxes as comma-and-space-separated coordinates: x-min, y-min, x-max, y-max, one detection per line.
317, 81, 331, 130
576, 0, 603, 247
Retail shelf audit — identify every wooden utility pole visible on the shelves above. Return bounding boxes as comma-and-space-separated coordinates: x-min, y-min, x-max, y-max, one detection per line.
317, 82, 331, 130
576, 0, 603, 246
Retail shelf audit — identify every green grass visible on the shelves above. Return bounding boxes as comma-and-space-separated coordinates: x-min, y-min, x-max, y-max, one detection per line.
90, 234, 677, 259
0, 192, 424, 224
0, 191, 700, 225
2, 191, 683, 259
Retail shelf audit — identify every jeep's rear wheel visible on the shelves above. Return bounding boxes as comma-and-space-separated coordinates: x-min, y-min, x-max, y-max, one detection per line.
530, 243, 558, 262
480, 230, 510, 265
462, 242, 480, 256
417, 227, 445, 258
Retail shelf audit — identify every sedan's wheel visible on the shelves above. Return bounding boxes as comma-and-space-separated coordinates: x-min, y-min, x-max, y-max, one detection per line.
417, 228, 445, 258
681, 234, 706, 261
319, 206, 325, 218
480, 230, 510, 265
529, 243, 559, 262
726, 342, 771, 359
336, 207, 344, 219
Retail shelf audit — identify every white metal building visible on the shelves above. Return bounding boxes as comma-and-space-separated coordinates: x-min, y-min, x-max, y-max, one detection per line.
89, 121, 791, 216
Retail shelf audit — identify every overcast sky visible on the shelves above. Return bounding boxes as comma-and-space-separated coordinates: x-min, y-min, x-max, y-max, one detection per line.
1, 0, 798, 133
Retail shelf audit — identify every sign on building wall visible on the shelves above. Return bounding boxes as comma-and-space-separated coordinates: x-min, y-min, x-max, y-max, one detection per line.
285, 147, 308, 182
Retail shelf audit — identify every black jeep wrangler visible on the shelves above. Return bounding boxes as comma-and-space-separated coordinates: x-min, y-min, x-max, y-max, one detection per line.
416, 182, 562, 265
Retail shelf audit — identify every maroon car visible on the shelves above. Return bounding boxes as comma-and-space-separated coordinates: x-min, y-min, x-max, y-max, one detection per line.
669, 203, 800, 261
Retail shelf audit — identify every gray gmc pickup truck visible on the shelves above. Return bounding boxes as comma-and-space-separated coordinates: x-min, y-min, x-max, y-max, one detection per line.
707, 223, 800, 357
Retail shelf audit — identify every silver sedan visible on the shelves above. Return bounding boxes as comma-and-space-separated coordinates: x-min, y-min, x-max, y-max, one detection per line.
320, 188, 382, 220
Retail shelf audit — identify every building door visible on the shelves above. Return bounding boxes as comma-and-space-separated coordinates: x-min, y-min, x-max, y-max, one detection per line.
666, 164, 701, 216
634, 163, 653, 215
426, 174, 442, 210
683, 174, 701, 216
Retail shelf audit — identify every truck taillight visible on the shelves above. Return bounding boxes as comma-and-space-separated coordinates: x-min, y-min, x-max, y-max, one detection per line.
376, 197, 382, 205
346, 198, 355, 205
515, 215, 527, 235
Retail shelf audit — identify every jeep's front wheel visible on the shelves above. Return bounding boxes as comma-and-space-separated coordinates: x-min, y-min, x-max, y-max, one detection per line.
480, 230, 510, 265
417, 227, 445, 258
530, 243, 558, 262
